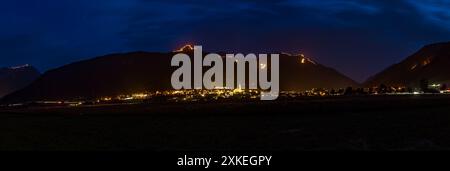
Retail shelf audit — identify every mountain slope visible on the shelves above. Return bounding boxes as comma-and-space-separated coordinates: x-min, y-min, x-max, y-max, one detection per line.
278, 53, 358, 90
0, 65, 40, 98
1, 50, 358, 102
365, 42, 450, 87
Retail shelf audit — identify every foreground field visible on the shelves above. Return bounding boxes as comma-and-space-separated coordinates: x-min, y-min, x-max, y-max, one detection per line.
1, 95, 450, 150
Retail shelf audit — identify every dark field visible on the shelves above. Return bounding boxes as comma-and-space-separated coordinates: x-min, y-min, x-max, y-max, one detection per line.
1, 95, 450, 151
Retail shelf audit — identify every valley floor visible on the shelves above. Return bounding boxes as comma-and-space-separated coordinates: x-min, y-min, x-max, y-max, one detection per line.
1, 95, 450, 150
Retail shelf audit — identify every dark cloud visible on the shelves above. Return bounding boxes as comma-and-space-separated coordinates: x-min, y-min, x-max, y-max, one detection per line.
0, 0, 449, 82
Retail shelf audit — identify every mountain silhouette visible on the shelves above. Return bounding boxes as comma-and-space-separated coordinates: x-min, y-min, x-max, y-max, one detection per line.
1, 49, 357, 103
0, 65, 40, 98
365, 42, 450, 87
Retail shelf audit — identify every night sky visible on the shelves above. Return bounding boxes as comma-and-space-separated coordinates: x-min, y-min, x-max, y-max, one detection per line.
1, 0, 450, 82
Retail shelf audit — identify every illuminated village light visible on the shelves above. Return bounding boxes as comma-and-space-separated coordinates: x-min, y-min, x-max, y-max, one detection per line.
281, 52, 293, 56
132, 93, 149, 99
9, 64, 31, 69
430, 84, 441, 88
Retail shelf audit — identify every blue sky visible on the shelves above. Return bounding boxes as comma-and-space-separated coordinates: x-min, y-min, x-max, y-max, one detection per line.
1, 0, 450, 82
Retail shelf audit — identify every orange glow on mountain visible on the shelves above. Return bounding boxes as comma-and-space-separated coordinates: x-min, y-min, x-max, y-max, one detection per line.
173, 44, 194, 52
422, 58, 432, 66
298, 54, 317, 65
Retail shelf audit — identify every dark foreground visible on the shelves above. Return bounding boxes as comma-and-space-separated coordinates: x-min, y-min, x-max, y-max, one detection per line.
1, 95, 450, 151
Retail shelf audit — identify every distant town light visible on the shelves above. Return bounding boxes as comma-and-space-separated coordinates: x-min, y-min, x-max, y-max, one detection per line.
281, 52, 293, 56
